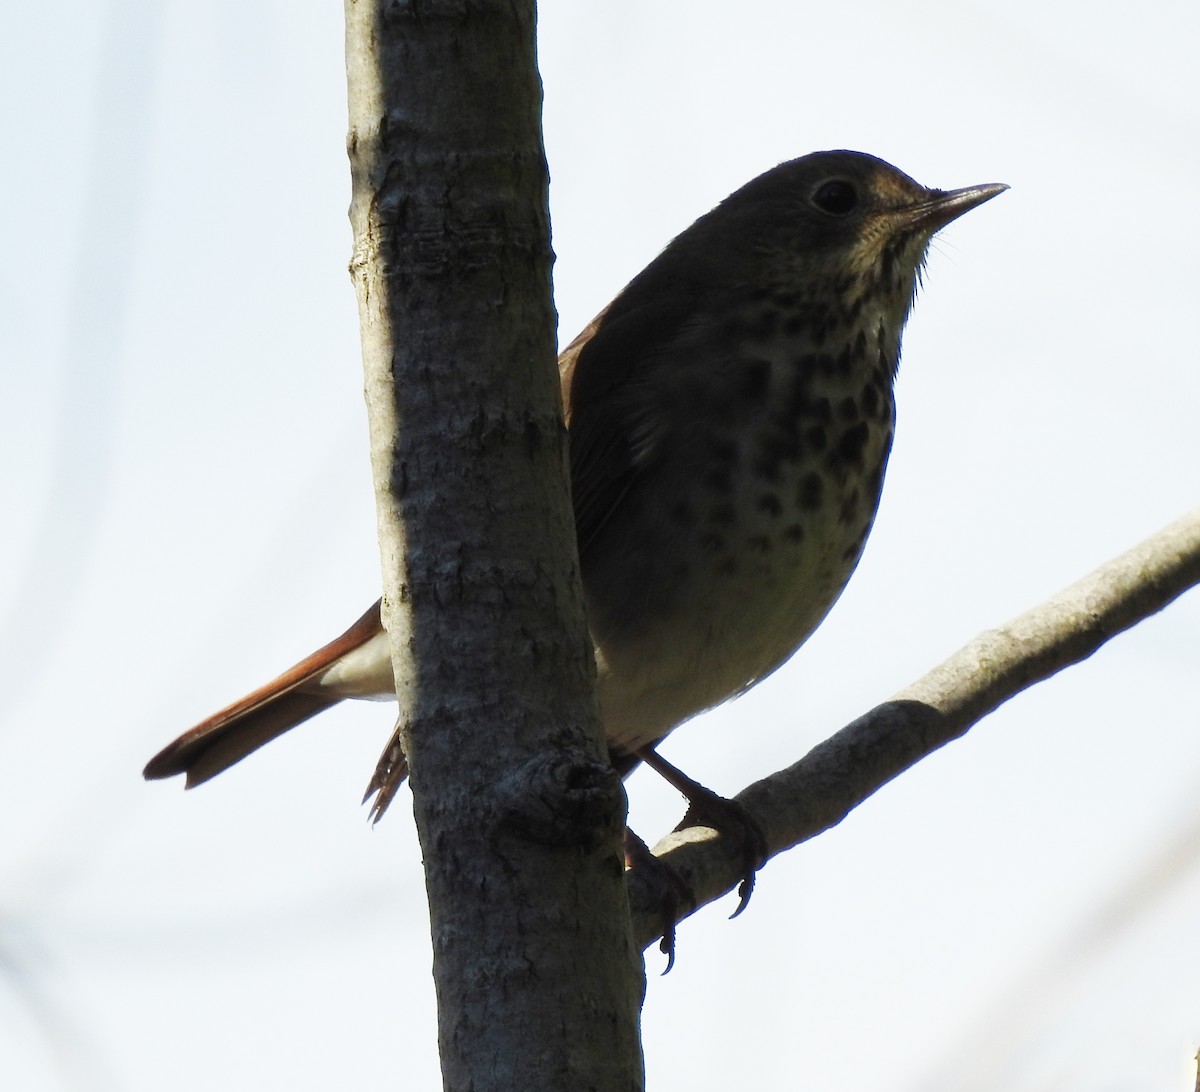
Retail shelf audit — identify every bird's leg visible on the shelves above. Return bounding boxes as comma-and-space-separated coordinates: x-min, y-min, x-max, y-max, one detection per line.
634, 746, 768, 917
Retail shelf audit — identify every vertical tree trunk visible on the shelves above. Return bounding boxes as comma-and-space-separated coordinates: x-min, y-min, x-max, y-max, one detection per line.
344, 2, 644, 1088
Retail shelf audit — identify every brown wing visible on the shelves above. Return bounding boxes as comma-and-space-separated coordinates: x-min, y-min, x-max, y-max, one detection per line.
561, 295, 695, 555
143, 601, 385, 787
557, 308, 607, 428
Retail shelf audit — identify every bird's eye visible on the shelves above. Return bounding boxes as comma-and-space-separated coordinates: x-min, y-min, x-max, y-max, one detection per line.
811, 180, 858, 215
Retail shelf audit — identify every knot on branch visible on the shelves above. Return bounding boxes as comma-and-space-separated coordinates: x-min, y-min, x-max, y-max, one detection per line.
494, 748, 625, 852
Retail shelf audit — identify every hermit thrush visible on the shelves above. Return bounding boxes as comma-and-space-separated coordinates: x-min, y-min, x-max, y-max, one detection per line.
145, 150, 1005, 815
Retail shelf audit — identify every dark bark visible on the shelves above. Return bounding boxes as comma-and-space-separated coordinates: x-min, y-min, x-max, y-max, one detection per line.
345, 2, 644, 1087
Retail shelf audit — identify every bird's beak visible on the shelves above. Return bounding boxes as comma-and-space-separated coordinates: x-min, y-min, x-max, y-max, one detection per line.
908, 182, 1009, 233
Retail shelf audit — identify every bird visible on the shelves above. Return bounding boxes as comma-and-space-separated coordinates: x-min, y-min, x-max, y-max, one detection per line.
144, 150, 1005, 823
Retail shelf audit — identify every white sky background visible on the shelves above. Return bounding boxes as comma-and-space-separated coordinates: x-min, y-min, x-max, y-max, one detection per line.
1, 0, 1198, 1089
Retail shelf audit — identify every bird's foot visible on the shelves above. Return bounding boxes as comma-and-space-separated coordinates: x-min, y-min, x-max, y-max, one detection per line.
674, 788, 767, 917
635, 747, 768, 917
623, 828, 695, 974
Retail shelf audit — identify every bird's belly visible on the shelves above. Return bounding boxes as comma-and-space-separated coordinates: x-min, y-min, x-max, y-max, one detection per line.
593, 520, 868, 753
588, 413, 892, 755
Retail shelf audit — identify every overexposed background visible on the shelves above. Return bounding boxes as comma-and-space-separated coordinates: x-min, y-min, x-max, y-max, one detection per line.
2, 2, 1199, 1089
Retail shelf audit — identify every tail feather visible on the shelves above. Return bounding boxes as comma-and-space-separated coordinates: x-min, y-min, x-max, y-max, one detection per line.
144, 601, 386, 787
143, 689, 343, 786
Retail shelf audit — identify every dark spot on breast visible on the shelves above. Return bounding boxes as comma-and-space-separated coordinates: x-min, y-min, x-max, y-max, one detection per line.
757, 493, 782, 517
751, 454, 782, 483
796, 473, 824, 511
708, 502, 737, 527
831, 422, 870, 468
783, 523, 805, 544
699, 532, 727, 553
757, 421, 803, 465
748, 534, 771, 553
812, 397, 832, 423
838, 395, 858, 421
715, 556, 738, 576
805, 425, 827, 451
744, 427, 801, 482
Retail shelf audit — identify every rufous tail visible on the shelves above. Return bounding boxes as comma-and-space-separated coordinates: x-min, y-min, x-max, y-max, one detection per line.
143, 602, 384, 788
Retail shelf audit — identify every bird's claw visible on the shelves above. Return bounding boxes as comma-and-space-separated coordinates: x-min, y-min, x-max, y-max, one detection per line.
624, 828, 694, 973
676, 791, 768, 918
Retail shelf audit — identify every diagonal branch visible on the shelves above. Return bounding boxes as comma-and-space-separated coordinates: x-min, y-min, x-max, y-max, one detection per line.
629, 508, 1200, 950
